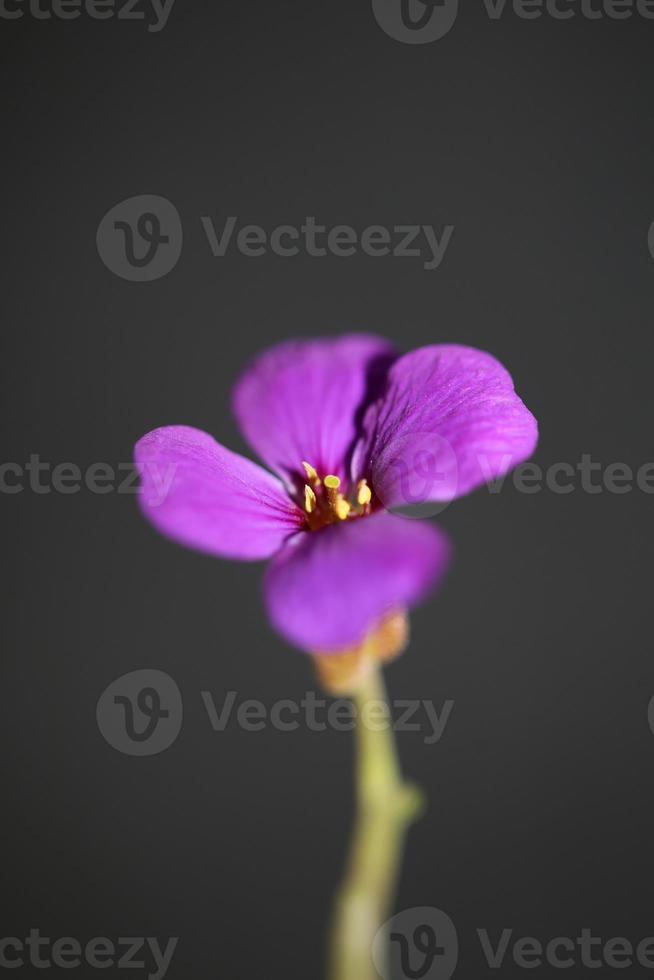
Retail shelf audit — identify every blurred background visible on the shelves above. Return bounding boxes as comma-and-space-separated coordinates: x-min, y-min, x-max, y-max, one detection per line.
1, 1, 654, 976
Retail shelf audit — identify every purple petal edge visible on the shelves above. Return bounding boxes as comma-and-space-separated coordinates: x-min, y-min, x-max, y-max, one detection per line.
231, 334, 397, 486
352, 344, 538, 509
263, 511, 451, 652
135, 425, 304, 561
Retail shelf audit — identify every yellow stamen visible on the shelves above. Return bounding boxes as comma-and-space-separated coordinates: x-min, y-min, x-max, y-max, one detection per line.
304, 485, 317, 514
356, 479, 372, 507
335, 498, 351, 521
324, 474, 341, 512
302, 461, 320, 486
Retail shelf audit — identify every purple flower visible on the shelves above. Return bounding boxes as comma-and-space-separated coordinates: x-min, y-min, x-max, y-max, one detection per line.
135, 336, 537, 654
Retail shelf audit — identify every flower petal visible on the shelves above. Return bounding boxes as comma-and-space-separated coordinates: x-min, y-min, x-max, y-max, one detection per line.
263, 512, 450, 652
352, 345, 538, 509
231, 334, 396, 486
135, 426, 304, 561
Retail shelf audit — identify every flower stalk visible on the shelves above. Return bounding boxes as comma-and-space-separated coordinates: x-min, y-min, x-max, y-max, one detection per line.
328, 664, 423, 980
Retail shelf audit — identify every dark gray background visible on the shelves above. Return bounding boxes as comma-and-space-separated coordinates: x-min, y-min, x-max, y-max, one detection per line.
2, 1, 653, 977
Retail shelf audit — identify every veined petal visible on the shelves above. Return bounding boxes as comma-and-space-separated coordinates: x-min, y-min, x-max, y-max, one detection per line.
352, 345, 538, 509
135, 426, 304, 561
231, 334, 396, 486
263, 512, 450, 652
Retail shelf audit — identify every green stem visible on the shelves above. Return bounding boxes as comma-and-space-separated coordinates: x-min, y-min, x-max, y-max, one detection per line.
328, 665, 423, 980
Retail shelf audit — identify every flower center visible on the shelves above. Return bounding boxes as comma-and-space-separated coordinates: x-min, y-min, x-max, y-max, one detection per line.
301, 461, 372, 531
